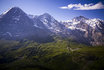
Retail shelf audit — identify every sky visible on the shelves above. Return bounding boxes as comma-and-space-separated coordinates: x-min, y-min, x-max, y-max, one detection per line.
0, 0, 104, 21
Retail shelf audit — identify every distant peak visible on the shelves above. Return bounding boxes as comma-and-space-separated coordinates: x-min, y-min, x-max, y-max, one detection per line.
74, 16, 87, 19
43, 13, 51, 16
79, 16, 85, 17
39, 13, 53, 19
41, 13, 52, 17
73, 16, 88, 21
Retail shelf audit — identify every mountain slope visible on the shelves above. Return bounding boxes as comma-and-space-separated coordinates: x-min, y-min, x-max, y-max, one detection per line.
32, 13, 66, 34
0, 40, 104, 70
62, 16, 104, 46
0, 7, 54, 43
0, 7, 104, 46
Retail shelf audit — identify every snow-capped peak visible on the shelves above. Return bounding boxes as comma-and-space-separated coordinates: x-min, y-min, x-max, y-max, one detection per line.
2, 7, 22, 15
40, 13, 55, 21
62, 16, 104, 32
1, 7, 25, 17
39, 13, 57, 25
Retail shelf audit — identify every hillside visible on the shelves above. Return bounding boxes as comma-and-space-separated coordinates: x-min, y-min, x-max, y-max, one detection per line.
0, 39, 104, 70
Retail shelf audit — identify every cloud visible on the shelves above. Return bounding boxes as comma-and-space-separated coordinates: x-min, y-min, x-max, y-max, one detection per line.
59, 2, 104, 10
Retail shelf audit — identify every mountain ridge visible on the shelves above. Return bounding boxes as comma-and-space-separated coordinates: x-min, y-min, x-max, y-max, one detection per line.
0, 7, 104, 46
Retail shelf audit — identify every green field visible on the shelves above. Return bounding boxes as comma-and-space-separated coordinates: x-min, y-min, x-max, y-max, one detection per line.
0, 40, 104, 70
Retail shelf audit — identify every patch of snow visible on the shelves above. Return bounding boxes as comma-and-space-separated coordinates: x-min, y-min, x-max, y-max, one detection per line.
91, 18, 98, 22
85, 20, 96, 28
72, 21, 80, 25
6, 32, 12, 37
76, 28, 86, 31
2, 8, 11, 15
43, 19, 48, 24
85, 18, 101, 28
34, 24, 39, 28
55, 29, 60, 32
28, 15, 36, 19
48, 27, 53, 29
2, 7, 16, 15
13, 15, 21, 21
67, 25, 86, 31
34, 24, 43, 29
67, 26, 76, 30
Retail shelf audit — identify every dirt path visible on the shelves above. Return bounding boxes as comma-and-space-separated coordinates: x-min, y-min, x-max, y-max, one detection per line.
67, 47, 79, 52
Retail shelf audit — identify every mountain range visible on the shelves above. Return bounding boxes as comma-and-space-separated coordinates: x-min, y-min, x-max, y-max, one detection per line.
0, 7, 104, 46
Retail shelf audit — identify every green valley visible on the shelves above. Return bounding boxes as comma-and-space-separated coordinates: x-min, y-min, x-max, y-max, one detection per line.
0, 39, 104, 70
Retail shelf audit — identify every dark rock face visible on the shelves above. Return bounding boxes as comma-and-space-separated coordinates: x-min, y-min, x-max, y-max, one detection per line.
0, 7, 54, 43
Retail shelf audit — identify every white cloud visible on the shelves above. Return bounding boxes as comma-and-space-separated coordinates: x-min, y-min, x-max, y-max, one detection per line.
60, 2, 104, 10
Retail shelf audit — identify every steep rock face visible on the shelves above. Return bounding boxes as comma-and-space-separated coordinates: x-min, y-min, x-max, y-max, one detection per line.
0, 7, 53, 43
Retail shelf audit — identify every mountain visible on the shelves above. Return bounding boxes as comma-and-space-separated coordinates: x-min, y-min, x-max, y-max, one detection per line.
32, 13, 66, 34
0, 7, 104, 46
62, 16, 104, 46
0, 7, 54, 43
